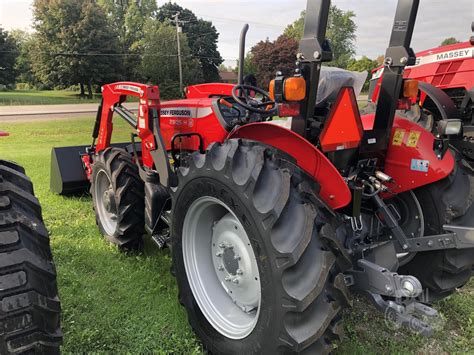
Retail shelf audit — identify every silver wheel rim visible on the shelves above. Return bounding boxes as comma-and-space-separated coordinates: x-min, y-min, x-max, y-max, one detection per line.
182, 196, 261, 339
94, 169, 118, 236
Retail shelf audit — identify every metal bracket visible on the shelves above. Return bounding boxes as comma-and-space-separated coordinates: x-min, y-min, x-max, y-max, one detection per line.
349, 259, 423, 298
397, 225, 474, 252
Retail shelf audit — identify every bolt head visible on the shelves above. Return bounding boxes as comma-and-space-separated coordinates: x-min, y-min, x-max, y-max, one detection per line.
234, 255, 241, 261
216, 251, 223, 257
402, 244, 408, 250
232, 278, 239, 284
217, 265, 224, 271
224, 276, 231, 282
400, 57, 408, 64
236, 269, 243, 275
218, 243, 226, 249
402, 280, 415, 296
313, 51, 321, 59
427, 240, 434, 247
385, 285, 393, 293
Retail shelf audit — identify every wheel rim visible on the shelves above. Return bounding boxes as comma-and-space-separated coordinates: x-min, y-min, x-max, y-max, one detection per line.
94, 169, 118, 236
182, 196, 261, 339
390, 191, 424, 265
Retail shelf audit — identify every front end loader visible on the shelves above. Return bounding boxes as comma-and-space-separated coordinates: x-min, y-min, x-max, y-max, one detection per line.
51, 0, 473, 353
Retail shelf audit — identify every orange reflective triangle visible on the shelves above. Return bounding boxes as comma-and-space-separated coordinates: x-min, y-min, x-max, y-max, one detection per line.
320, 87, 364, 152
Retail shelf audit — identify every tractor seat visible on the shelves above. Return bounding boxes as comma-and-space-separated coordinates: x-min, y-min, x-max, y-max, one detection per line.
316, 67, 368, 107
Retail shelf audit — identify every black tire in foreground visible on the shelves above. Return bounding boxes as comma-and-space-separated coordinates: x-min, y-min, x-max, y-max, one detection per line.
400, 154, 474, 301
171, 140, 349, 354
90, 148, 145, 250
0, 160, 61, 354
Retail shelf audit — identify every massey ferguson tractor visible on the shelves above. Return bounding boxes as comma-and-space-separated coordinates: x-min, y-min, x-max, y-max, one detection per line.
50, 0, 473, 353
366, 24, 474, 163
0, 132, 61, 353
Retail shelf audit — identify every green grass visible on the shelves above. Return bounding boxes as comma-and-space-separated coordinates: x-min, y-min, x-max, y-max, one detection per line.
1, 117, 472, 353
0, 90, 101, 106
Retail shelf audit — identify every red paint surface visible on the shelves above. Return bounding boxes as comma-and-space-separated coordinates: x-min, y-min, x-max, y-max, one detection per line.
97, 82, 160, 168
185, 83, 235, 99
361, 113, 454, 194
370, 41, 473, 102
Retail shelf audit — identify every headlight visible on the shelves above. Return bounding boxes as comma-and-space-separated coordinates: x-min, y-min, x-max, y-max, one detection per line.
437, 119, 462, 136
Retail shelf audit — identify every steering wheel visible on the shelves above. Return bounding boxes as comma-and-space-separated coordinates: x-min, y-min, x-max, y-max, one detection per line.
232, 84, 277, 115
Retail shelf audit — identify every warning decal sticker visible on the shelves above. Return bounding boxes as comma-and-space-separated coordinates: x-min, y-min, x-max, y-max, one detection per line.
392, 128, 405, 146
407, 131, 421, 148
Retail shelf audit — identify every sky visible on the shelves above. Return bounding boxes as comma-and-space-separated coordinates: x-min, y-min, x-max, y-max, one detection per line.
0, 0, 473, 67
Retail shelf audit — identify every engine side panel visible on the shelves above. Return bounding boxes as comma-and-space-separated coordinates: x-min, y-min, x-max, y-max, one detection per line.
159, 98, 228, 151
361, 114, 455, 194
228, 123, 352, 210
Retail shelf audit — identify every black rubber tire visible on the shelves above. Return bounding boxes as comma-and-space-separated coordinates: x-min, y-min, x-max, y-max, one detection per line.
91, 148, 145, 250
171, 139, 349, 354
400, 153, 474, 301
0, 160, 62, 354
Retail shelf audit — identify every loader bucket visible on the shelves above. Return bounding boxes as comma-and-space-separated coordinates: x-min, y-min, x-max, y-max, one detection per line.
50, 142, 137, 195
50, 145, 90, 195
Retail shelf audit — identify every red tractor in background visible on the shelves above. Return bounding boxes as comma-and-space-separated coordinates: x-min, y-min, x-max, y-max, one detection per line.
51, 0, 473, 353
0, 130, 62, 353
367, 24, 474, 163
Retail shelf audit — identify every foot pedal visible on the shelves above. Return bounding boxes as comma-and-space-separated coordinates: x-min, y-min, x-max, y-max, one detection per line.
152, 232, 170, 249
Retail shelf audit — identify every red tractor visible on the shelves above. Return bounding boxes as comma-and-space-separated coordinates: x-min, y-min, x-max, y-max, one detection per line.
51, 0, 473, 353
0, 131, 62, 353
367, 24, 474, 163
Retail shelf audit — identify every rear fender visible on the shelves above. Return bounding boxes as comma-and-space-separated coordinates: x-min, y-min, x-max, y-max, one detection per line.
228, 123, 351, 210
361, 114, 455, 194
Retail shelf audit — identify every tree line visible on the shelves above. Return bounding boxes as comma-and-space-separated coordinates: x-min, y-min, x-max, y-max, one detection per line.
0, 1, 222, 99
0, 1, 461, 98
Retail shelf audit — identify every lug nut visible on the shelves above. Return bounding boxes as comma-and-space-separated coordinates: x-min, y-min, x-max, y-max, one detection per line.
218, 265, 224, 271
236, 269, 243, 275
234, 255, 241, 261
219, 243, 226, 249
225, 276, 231, 282
216, 251, 223, 257
232, 278, 239, 284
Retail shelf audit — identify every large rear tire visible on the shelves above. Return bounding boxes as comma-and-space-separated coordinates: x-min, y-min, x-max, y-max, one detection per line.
400, 154, 473, 301
0, 160, 62, 354
91, 148, 145, 250
171, 140, 349, 354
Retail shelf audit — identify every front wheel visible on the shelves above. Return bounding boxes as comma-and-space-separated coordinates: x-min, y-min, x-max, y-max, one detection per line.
90, 148, 145, 250
171, 140, 348, 354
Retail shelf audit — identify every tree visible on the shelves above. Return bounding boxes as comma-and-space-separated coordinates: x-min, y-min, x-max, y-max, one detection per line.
33, 0, 123, 97
99, 0, 157, 81
347, 56, 379, 91
156, 3, 223, 82
140, 21, 203, 99
0, 27, 18, 87
440, 37, 460, 46
250, 35, 299, 88
10, 30, 39, 87
284, 5, 357, 68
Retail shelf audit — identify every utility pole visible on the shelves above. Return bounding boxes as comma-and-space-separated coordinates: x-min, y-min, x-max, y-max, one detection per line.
174, 12, 184, 94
